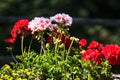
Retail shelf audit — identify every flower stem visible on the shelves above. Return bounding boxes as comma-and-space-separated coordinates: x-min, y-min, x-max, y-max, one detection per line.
40, 35, 45, 54
28, 37, 33, 52
40, 38, 43, 54
55, 42, 58, 54
66, 40, 74, 59
21, 36, 24, 55
10, 52, 18, 63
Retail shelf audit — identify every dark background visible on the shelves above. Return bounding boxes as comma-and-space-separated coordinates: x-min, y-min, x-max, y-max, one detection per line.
1, 0, 120, 55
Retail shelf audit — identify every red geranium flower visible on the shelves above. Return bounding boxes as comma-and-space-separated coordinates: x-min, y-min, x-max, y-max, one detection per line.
11, 19, 29, 38
5, 19, 30, 44
102, 44, 120, 65
14, 19, 29, 31
78, 39, 87, 47
82, 49, 102, 64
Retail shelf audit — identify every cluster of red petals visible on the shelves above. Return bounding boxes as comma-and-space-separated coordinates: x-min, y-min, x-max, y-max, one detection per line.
5, 19, 29, 44
88, 41, 103, 51
102, 44, 120, 65
47, 29, 71, 47
81, 40, 120, 65
5, 38, 16, 44
82, 49, 102, 64
78, 39, 87, 47
11, 19, 29, 38
81, 40, 103, 64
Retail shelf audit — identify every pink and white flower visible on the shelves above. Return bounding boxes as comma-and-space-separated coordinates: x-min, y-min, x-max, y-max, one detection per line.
28, 17, 53, 32
50, 13, 73, 26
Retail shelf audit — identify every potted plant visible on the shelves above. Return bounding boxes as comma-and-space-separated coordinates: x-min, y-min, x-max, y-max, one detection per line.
1, 13, 119, 80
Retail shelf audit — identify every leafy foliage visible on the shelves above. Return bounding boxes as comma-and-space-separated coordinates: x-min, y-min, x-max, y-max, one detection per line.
0, 51, 112, 80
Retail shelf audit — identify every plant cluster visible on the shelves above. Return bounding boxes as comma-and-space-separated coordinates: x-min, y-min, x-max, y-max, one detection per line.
0, 13, 119, 80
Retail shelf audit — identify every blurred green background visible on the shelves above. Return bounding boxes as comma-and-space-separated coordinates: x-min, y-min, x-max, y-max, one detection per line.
1, 0, 120, 55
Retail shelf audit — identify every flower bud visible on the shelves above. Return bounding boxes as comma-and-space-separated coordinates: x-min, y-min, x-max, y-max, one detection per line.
6, 47, 13, 52
46, 43, 50, 49
59, 43, 65, 48
70, 37, 78, 41
75, 38, 79, 42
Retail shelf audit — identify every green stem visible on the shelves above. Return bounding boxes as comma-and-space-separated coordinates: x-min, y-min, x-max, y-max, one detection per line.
66, 40, 74, 59
11, 52, 18, 63
21, 36, 24, 55
28, 37, 33, 52
42, 38, 45, 54
40, 38, 42, 54
56, 32, 62, 54
62, 43, 65, 60
55, 42, 58, 54
40, 35, 45, 54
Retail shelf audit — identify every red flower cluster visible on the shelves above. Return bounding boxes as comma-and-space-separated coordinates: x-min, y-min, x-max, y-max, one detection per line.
82, 49, 102, 64
80, 39, 120, 65
5, 19, 29, 44
80, 40, 103, 64
102, 44, 120, 65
